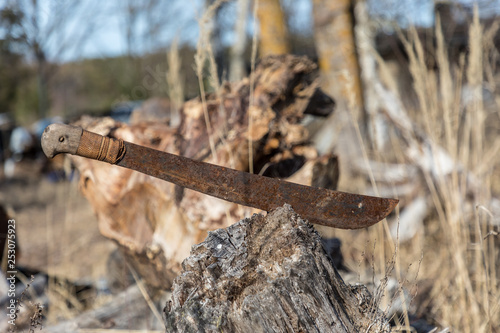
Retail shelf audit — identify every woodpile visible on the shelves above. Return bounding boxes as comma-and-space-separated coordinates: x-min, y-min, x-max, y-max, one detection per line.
70, 54, 338, 289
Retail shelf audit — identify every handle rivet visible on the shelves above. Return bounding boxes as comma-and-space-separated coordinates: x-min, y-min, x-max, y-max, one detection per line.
59, 136, 65, 142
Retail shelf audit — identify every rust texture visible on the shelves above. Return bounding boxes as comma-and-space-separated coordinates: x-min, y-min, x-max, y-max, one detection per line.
114, 140, 397, 229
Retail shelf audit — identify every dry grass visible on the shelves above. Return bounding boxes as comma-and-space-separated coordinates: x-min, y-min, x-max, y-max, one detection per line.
332, 5, 500, 332
188, 2, 498, 331
166, 36, 184, 128
194, 0, 229, 163
399, 10, 497, 333
248, 0, 260, 174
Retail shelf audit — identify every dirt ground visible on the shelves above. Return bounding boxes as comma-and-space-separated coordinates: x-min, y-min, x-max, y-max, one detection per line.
0, 157, 116, 284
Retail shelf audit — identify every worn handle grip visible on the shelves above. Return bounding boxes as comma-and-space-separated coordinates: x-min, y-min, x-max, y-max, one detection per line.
41, 124, 125, 164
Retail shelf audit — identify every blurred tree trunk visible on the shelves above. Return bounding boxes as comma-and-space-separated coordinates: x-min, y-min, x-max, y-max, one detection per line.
34, 43, 49, 119
354, 0, 387, 149
30, 1, 49, 119
124, 0, 142, 58
229, 0, 250, 81
4, 0, 103, 121
256, 0, 290, 57
312, 0, 364, 116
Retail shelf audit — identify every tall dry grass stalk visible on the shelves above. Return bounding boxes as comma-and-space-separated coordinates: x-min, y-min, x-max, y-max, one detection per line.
345, 69, 414, 330
189, 2, 499, 331
166, 37, 184, 128
362, 5, 499, 332
248, 0, 260, 174
193, 0, 259, 174
335, 4, 500, 332
194, 0, 229, 162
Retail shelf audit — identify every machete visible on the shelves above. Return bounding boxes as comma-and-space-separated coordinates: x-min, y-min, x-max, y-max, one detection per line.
41, 124, 398, 229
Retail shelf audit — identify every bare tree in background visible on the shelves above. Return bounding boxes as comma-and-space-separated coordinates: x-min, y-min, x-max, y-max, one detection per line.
2, 0, 103, 119
0, 6, 27, 114
229, 0, 250, 81
124, 0, 141, 58
120, 0, 190, 56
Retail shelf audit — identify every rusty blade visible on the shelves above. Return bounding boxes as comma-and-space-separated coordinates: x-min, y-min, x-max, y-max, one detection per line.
116, 141, 398, 229
40, 124, 398, 229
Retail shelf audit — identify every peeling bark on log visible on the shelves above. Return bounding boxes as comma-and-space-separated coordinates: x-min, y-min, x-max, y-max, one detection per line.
163, 205, 390, 333
70, 55, 338, 289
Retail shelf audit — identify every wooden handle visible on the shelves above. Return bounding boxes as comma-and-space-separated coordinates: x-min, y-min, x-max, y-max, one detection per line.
41, 124, 125, 164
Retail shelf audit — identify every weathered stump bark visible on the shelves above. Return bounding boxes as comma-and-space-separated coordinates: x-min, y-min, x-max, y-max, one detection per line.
164, 205, 390, 333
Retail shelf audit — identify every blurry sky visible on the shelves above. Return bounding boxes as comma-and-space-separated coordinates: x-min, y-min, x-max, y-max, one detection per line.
2, 0, 499, 63
52, 0, 431, 62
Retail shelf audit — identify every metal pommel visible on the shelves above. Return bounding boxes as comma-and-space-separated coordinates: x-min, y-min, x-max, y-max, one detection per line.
41, 124, 83, 158
41, 123, 126, 164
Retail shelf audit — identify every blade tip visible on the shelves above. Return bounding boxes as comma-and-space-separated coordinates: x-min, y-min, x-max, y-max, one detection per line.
383, 198, 399, 219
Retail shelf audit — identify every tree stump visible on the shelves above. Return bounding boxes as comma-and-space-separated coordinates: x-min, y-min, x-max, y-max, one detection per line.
164, 205, 390, 333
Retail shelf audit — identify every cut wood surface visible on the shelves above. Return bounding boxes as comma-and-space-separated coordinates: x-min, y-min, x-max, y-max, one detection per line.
70, 55, 338, 289
164, 204, 390, 333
